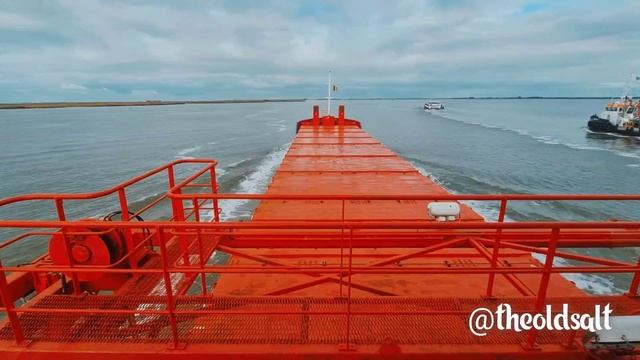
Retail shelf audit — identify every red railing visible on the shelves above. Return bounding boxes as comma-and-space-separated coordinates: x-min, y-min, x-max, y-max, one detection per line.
1, 160, 640, 350
0, 158, 220, 223
1, 220, 640, 349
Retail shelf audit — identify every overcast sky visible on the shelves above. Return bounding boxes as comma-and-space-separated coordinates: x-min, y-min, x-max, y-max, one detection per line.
1, 0, 639, 102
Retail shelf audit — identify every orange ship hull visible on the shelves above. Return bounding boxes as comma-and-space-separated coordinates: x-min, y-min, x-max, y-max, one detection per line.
0, 105, 639, 359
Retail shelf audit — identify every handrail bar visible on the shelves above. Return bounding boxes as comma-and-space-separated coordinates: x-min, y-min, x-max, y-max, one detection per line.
168, 192, 640, 201
2, 219, 640, 230
0, 265, 637, 275
0, 159, 217, 207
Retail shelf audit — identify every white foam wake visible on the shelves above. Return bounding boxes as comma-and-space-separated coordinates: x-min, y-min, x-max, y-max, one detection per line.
413, 163, 502, 221
437, 114, 640, 160
216, 144, 289, 221
531, 254, 624, 295
175, 145, 202, 159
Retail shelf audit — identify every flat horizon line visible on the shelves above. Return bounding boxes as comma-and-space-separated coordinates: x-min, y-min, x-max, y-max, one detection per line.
0, 96, 631, 110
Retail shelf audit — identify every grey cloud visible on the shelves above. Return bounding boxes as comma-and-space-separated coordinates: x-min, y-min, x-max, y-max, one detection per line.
0, 0, 638, 102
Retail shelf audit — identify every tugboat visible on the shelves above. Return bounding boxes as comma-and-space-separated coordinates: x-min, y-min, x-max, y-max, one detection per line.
587, 96, 640, 135
424, 100, 445, 110
588, 75, 640, 136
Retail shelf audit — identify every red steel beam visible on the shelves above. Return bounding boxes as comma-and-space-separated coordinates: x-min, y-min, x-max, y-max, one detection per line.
217, 245, 397, 296
263, 237, 467, 296
468, 238, 533, 296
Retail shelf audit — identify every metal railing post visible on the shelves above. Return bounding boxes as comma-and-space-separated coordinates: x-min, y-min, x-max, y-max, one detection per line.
193, 223, 209, 296
167, 166, 190, 267
167, 166, 186, 222
0, 258, 25, 345
346, 228, 354, 350
54, 198, 81, 295
210, 167, 220, 223
118, 189, 130, 221
340, 200, 345, 298
118, 189, 137, 271
156, 227, 181, 348
486, 199, 507, 297
627, 256, 640, 297
526, 227, 560, 349
192, 198, 200, 222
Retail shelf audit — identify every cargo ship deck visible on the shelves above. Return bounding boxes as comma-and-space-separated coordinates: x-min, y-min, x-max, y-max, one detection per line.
0, 105, 639, 359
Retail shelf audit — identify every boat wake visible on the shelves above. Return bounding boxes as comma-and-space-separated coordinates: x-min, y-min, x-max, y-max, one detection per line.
175, 145, 202, 159
412, 162, 505, 221
432, 113, 640, 160
532, 254, 624, 295
267, 118, 288, 132
215, 143, 289, 221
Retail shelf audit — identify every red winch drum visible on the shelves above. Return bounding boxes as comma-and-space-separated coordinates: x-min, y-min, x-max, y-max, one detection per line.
48, 225, 125, 282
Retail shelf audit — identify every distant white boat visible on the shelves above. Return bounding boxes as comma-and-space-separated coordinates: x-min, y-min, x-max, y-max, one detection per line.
424, 101, 444, 110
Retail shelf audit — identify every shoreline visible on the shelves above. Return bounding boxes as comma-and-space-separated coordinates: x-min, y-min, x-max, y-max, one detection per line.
0, 98, 307, 110
0, 96, 625, 110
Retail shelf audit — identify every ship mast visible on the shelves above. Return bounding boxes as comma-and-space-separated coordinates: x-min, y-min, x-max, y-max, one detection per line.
327, 70, 332, 116
622, 73, 639, 101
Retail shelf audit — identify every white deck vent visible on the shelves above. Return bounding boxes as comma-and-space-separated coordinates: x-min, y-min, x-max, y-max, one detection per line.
587, 316, 640, 352
427, 202, 460, 222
